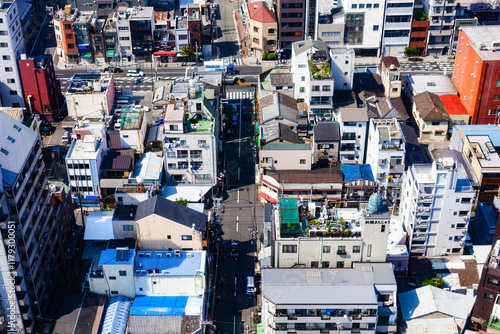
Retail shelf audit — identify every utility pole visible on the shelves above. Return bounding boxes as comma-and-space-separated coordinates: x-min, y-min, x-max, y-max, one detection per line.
195, 42, 199, 66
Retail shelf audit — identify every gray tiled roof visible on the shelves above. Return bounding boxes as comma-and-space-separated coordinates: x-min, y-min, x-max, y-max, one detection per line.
313, 121, 340, 142
0, 111, 39, 188
292, 39, 327, 56
135, 195, 207, 231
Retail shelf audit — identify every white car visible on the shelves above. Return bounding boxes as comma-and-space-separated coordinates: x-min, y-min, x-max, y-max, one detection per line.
127, 69, 144, 77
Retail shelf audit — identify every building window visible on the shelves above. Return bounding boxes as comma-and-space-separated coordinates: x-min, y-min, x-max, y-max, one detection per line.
323, 246, 331, 253
353, 245, 360, 253
123, 225, 134, 231
7, 78, 14, 83
494, 95, 500, 101
352, 4, 357, 8
300, 87, 305, 92
253, 26, 259, 33
181, 235, 193, 240
484, 293, 495, 302
65, 24, 72, 29
489, 109, 500, 115
119, 37, 130, 41
311, 261, 319, 268
392, 87, 398, 92
119, 271, 127, 277
109, 276, 117, 280
366, 3, 372, 8
300, 159, 306, 164
367, 244, 372, 257
381, 225, 385, 232
322, 85, 330, 91
337, 246, 346, 254
337, 261, 344, 268
4, 67, 12, 72
2, 55, 9, 60
0, 43, 8, 47
68, 44, 75, 49
282, 245, 297, 253
301, 76, 305, 81
66, 34, 73, 39
111, 290, 118, 294
9, 90, 16, 95
322, 261, 330, 268
167, 235, 171, 239
373, 25, 379, 31
359, 4, 365, 8
118, 26, 129, 30
374, 3, 379, 7
488, 277, 500, 287
253, 37, 259, 44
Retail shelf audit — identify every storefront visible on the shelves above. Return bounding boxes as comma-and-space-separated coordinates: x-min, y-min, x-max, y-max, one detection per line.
153, 51, 177, 63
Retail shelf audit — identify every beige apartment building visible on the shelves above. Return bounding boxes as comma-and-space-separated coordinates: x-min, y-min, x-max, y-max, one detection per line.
245, 1, 277, 58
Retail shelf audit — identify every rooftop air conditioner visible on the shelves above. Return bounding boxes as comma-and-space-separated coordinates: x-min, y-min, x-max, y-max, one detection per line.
166, 253, 172, 257
157, 253, 163, 258
146, 253, 152, 257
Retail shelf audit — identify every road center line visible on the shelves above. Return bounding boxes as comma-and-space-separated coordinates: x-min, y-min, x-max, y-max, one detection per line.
234, 277, 237, 297
237, 189, 240, 203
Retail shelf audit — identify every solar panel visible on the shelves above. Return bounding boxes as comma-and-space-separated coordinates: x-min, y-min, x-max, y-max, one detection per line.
486, 141, 496, 153
315, 50, 326, 57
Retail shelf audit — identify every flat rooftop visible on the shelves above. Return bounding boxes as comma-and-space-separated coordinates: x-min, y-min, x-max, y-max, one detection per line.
75, 11, 93, 24
98, 248, 135, 266
134, 250, 206, 275
467, 135, 500, 168
407, 75, 457, 96
66, 137, 101, 160
68, 71, 111, 94
164, 103, 185, 122
129, 6, 154, 19
113, 205, 138, 221
461, 26, 500, 60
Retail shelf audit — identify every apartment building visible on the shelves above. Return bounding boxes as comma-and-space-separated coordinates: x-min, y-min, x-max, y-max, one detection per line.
403, 74, 457, 105
450, 124, 500, 202
0, 0, 25, 107
0, 112, 75, 332
420, 0, 456, 56
292, 39, 334, 117
329, 47, 354, 90
73, 11, 94, 62
381, 0, 414, 57
89, 248, 206, 298
313, 121, 340, 164
91, 19, 106, 63
340, 0, 384, 57
53, 5, 79, 64
153, 11, 176, 58
65, 70, 115, 118
365, 118, 406, 203
409, 17, 429, 56
103, 12, 118, 63
337, 107, 368, 164
118, 107, 148, 153
245, 1, 277, 59
317, 7, 345, 48
65, 134, 104, 200
399, 159, 475, 256
18, 54, 63, 121
273, 193, 391, 268
452, 26, 500, 125
262, 263, 397, 334
129, 6, 154, 61
163, 83, 219, 185
380, 57, 401, 98
276, 0, 306, 58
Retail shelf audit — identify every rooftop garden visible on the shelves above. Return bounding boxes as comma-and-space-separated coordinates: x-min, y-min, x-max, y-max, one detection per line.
306, 216, 362, 238
186, 113, 214, 134
309, 58, 332, 80
413, 9, 428, 21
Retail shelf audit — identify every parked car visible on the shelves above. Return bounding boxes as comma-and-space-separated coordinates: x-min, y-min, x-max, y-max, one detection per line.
40, 123, 54, 136
155, 119, 164, 125
104, 66, 123, 73
61, 131, 70, 144
127, 69, 144, 77
230, 242, 239, 258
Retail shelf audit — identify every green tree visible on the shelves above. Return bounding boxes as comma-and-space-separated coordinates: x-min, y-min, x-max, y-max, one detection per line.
267, 52, 276, 60
175, 198, 189, 206
179, 46, 195, 63
262, 52, 268, 60
413, 9, 428, 21
422, 276, 445, 288
404, 47, 419, 58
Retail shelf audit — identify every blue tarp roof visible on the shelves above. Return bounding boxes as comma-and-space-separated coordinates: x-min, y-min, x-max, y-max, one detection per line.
130, 296, 203, 316
341, 164, 374, 182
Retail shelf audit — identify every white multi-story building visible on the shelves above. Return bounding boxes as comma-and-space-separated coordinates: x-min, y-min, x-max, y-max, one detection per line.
399, 159, 475, 256
292, 39, 334, 118
329, 47, 354, 90
261, 263, 397, 334
420, 0, 456, 55
65, 71, 115, 118
89, 248, 206, 298
381, 0, 414, 56
340, 0, 384, 57
163, 83, 219, 185
118, 106, 148, 153
0, 0, 25, 107
116, 7, 133, 62
65, 134, 104, 199
365, 118, 406, 203
337, 107, 368, 163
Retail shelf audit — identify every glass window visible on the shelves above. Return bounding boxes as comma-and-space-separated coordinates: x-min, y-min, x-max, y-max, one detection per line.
374, 3, 379, 7
323, 246, 331, 253
311, 261, 319, 268
338, 246, 346, 254
353, 245, 361, 253
109, 276, 116, 280
322, 261, 330, 268
351, 4, 357, 8
373, 25, 379, 31
337, 261, 344, 268
300, 159, 306, 164
282, 245, 297, 253
494, 95, 500, 101
123, 225, 134, 231
359, 4, 365, 8
181, 235, 193, 240
119, 270, 127, 276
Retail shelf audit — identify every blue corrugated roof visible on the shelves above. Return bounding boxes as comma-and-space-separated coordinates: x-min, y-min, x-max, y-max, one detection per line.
453, 124, 500, 147
130, 296, 202, 316
98, 249, 135, 266
134, 251, 206, 275
341, 164, 374, 182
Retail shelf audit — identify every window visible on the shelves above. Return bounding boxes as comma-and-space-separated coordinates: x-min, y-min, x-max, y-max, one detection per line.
337, 246, 346, 254
353, 245, 360, 253
118, 26, 129, 30
301, 76, 305, 81
268, 28, 275, 34
68, 44, 75, 49
300, 87, 305, 92
484, 293, 495, 302
489, 109, 500, 115
311, 261, 319, 268
282, 2, 303, 8
374, 3, 379, 7
381, 225, 385, 232
322, 261, 330, 268
65, 24, 72, 29
282, 245, 297, 253
0, 42, 8, 47
322, 85, 331, 91
384, 30, 409, 37
111, 290, 118, 295
123, 225, 134, 231
4, 67, 12, 72
323, 246, 331, 253
0, 19, 3, 23
345, 14, 365, 44
253, 26, 259, 33
337, 261, 344, 268
119, 271, 127, 277
9, 90, 16, 95
352, 4, 357, 8
119, 37, 130, 41
367, 244, 372, 257
312, 85, 320, 91
494, 95, 500, 101
66, 34, 73, 39
7, 78, 15, 83
2, 55, 9, 60
366, 3, 372, 8
300, 159, 306, 164
359, 4, 365, 8
373, 25, 379, 31
488, 277, 500, 287
181, 235, 193, 240
109, 276, 117, 280
392, 87, 398, 92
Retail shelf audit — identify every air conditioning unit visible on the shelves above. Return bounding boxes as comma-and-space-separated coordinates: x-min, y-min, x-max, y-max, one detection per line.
440, 252, 446, 256
461, 229, 466, 233
136, 270, 140, 274
141, 270, 146, 274
157, 253, 163, 258
162, 270, 169, 274
146, 253, 152, 257
166, 252, 172, 257
187, 253, 192, 258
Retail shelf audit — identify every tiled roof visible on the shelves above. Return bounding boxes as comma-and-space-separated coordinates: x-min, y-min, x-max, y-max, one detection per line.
414, 91, 449, 121
313, 121, 340, 142
101, 154, 132, 170
381, 56, 400, 68
266, 167, 343, 183
248, 1, 276, 23
106, 131, 122, 149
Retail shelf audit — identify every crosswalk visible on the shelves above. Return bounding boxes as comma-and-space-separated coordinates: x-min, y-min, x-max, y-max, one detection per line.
225, 90, 254, 100
225, 57, 243, 65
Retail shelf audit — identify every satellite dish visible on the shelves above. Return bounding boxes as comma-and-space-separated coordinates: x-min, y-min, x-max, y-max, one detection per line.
137, 176, 144, 184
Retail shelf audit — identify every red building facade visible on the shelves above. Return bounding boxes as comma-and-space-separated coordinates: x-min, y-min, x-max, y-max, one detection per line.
409, 20, 429, 56
18, 54, 64, 122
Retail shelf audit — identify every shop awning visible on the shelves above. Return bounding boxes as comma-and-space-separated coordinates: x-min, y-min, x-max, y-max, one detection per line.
82, 53, 93, 58
77, 44, 90, 50
106, 51, 118, 57
125, 54, 132, 57
153, 51, 176, 56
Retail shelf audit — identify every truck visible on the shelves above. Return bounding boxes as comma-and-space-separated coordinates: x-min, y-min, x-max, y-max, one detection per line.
227, 64, 235, 74
230, 242, 239, 258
